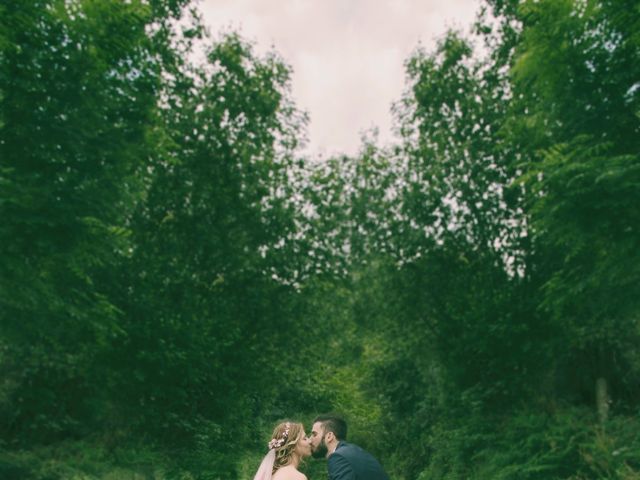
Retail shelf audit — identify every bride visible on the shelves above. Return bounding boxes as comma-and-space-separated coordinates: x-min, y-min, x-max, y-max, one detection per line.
253, 421, 312, 480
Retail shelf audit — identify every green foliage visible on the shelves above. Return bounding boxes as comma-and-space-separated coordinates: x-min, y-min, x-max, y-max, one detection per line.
368, 1, 640, 478
412, 407, 640, 480
1, 1, 314, 477
0, 439, 165, 480
511, 0, 640, 408
0, 0, 176, 444
2, 0, 639, 479
100, 30, 311, 475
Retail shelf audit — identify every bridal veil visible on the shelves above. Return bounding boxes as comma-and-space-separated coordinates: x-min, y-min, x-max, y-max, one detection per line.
253, 449, 276, 480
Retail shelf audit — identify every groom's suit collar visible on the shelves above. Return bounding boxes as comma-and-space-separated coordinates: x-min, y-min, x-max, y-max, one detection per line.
329, 440, 346, 456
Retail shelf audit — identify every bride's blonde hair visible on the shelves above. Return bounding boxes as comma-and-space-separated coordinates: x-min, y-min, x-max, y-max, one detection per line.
269, 421, 305, 474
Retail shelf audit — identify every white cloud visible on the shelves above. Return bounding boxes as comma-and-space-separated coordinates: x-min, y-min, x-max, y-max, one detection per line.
199, 0, 481, 157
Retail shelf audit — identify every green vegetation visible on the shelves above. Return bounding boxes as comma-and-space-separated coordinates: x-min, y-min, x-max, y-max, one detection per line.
1, 0, 638, 478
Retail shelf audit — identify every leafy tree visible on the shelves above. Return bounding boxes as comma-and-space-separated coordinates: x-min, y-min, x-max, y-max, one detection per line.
0, 0, 188, 443
511, 0, 640, 415
103, 32, 314, 475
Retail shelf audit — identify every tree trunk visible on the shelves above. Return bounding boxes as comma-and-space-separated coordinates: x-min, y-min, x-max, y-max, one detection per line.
595, 377, 609, 424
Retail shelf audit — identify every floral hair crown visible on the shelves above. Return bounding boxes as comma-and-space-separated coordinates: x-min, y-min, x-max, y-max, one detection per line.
268, 422, 291, 450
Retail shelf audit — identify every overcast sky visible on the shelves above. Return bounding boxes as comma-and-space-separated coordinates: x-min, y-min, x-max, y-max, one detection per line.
199, 0, 482, 157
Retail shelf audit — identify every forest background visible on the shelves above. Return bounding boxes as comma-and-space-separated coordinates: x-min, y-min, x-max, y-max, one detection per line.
1, 0, 639, 479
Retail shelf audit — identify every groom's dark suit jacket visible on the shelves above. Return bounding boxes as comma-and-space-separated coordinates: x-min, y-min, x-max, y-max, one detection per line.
327, 441, 390, 480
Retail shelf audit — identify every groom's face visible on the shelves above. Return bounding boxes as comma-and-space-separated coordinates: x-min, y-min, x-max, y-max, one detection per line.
310, 421, 328, 459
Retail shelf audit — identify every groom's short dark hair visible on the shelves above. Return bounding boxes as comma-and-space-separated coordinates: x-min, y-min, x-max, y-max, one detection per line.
314, 413, 347, 440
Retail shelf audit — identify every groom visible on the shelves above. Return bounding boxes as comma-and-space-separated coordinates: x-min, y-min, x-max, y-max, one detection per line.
310, 414, 390, 480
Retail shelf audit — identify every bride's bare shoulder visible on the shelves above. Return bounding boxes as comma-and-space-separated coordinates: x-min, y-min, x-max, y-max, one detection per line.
272, 466, 307, 480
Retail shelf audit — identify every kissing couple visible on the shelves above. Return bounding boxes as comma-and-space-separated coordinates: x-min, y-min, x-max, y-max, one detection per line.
253, 413, 390, 480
